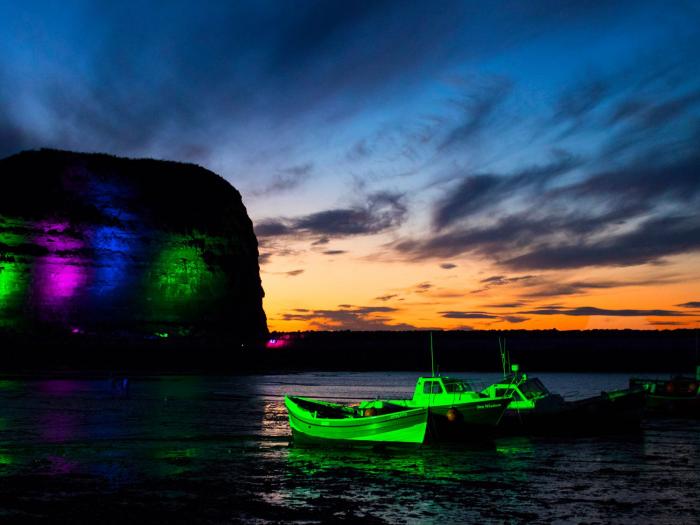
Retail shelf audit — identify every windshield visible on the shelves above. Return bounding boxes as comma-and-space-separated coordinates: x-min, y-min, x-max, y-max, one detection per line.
518, 378, 549, 399
443, 380, 473, 393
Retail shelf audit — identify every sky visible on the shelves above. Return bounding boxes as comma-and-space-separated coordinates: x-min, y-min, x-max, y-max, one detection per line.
1, 0, 699, 331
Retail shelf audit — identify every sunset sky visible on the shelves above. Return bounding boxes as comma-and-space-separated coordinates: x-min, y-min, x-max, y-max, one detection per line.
1, 1, 699, 331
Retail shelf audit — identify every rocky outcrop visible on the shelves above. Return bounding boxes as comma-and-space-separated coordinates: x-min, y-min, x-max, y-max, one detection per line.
0, 149, 267, 345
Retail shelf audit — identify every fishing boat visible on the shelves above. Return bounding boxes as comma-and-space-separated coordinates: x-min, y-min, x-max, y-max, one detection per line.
481, 340, 645, 435
383, 376, 511, 441
284, 396, 429, 447
629, 366, 700, 418
373, 334, 511, 442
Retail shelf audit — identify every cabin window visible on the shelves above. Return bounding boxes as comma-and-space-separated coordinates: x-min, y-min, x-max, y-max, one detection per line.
423, 381, 443, 394
444, 381, 471, 393
519, 379, 548, 399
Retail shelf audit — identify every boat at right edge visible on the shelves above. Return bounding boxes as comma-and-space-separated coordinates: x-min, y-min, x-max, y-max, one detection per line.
629, 366, 700, 418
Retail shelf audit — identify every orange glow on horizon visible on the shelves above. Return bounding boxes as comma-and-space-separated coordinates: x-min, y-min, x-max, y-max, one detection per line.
261, 245, 700, 332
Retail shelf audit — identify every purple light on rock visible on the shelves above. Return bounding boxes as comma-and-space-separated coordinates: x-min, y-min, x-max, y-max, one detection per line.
33, 221, 90, 315
34, 255, 89, 308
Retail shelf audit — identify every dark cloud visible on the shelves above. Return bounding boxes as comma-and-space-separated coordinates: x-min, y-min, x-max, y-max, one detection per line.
252, 163, 313, 196
519, 306, 691, 317
440, 263, 457, 269
520, 277, 679, 298
482, 302, 528, 308
501, 315, 529, 324
347, 139, 372, 161
285, 269, 304, 277
504, 214, 700, 270
440, 311, 529, 324
375, 294, 398, 302
433, 150, 580, 230
311, 237, 330, 246
322, 250, 347, 255
556, 80, 609, 122
279, 304, 418, 330
440, 311, 498, 319
395, 149, 700, 270
438, 77, 512, 152
471, 274, 538, 294
677, 301, 700, 308
0, 1, 641, 166
415, 282, 433, 292
257, 191, 407, 238
481, 275, 537, 286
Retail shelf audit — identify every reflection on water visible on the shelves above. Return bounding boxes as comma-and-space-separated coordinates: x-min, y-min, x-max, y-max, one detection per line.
0, 372, 697, 523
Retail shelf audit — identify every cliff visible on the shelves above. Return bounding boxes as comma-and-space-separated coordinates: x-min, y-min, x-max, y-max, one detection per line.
0, 149, 267, 353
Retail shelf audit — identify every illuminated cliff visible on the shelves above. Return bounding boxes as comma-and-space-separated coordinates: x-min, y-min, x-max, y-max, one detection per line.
0, 149, 267, 344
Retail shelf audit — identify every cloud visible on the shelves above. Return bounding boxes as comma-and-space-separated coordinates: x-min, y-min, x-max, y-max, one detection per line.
470, 274, 538, 294
519, 306, 692, 317
374, 294, 398, 302
503, 214, 700, 270
279, 304, 419, 330
433, 150, 580, 230
394, 149, 700, 270
438, 76, 512, 152
520, 277, 679, 298
440, 263, 457, 269
322, 250, 347, 255
480, 275, 537, 286
252, 163, 313, 196
285, 269, 304, 277
439, 310, 529, 324
677, 301, 700, 308
481, 302, 528, 308
256, 191, 407, 238
440, 311, 498, 319
501, 315, 529, 324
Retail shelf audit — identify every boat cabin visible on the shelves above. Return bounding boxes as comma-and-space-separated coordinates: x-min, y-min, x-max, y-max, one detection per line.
481, 376, 551, 410
410, 376, 483, 405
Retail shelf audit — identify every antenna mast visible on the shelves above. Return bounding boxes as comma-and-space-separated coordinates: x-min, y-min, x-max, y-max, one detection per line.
430, 332, 435, 377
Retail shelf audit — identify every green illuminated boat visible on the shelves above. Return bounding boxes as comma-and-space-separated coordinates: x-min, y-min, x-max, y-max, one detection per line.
481, 365, 645, 434
284, 396, 429, 447
629, 366, 700, 417
384, 376, 511, 441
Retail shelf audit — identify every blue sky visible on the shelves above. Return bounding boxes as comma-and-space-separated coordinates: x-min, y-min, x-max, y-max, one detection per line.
1, 1, 699, 330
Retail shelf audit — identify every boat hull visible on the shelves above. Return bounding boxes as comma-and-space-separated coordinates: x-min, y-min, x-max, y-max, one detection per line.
426, 398, 510, 442
285, 396, 428, 447
498, 389, 645, 435
630, 377, 699, 418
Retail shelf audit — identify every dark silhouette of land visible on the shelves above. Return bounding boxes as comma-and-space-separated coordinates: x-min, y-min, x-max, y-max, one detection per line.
0, 329, 696, 375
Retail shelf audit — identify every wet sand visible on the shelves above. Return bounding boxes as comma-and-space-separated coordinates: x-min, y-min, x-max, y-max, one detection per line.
0, 373, 697, 523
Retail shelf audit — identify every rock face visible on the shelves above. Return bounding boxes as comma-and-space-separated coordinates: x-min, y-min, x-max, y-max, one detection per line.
0, 149, 267, 343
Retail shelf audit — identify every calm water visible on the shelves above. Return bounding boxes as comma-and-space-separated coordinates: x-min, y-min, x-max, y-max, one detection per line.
0, 372, 697, 523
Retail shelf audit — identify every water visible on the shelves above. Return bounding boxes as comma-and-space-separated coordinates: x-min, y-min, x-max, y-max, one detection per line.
0, 372, 698, 523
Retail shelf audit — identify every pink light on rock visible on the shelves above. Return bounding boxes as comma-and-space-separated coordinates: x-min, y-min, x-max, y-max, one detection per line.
35, 255, 88, 302
33, 221, 90, 309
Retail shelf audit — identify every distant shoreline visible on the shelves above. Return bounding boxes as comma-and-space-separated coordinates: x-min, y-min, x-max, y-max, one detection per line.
0, 329, 696, 375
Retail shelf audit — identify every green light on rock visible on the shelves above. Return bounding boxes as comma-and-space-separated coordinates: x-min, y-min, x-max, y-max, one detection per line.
0, 228, 30, 328
145, 235, 228, 327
